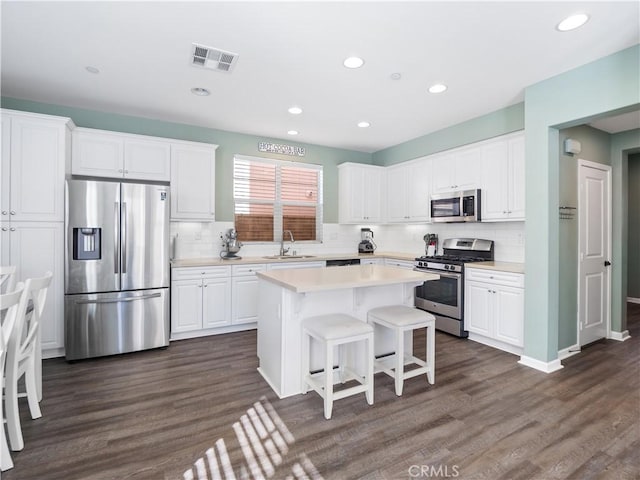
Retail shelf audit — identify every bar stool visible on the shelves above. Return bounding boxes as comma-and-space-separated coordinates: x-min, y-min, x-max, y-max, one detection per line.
367, 305, 436, 396
301, 314, 374, 419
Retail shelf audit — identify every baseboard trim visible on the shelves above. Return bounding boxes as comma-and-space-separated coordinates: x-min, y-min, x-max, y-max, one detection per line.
609, 330, 631, 342
558, 344, 580, 360
627, 297, 640, 304
518, 355, 564, 373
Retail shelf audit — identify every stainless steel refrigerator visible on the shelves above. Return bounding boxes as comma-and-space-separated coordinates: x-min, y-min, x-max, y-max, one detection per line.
64, 179, 170, 360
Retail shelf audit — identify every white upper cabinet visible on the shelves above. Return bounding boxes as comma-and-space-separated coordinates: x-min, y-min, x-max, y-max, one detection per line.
481, 131, 525, 221
386, 157, 431, 223
338, 163, 385, 224
431, 146, 481, 194
170, 142, 217, 221
1, 110, 73, 222
72, 128, 171, 181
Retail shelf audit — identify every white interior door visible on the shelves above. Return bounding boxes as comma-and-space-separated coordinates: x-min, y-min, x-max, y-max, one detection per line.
578, 160, 611, 346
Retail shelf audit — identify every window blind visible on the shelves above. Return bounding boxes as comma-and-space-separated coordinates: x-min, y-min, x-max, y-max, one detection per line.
233, 155, 323, 242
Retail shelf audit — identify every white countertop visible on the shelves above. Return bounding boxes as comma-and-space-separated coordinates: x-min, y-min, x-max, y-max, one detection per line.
465, 261, 525, 274
171, 251, 416, 268
256, 264, 439, 293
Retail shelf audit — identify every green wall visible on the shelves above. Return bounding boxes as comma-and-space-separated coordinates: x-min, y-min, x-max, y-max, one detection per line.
0, 97, 372, 223
627, 153, 640, 299
524, 44, 640, 363
557, 125, 612, 350
372, 103, 524, 166
610, 129, 640, 334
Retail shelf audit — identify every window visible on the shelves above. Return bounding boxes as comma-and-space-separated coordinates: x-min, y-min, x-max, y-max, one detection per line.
233, 155, 323, 243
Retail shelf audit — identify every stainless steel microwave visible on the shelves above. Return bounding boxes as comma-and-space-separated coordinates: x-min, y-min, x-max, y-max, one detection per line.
430, 189, 481, 223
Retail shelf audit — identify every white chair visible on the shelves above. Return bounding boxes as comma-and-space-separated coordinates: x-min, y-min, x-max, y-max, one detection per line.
301, 314, 374, 419
1, 282, 27, 471
5, 271, 52, 451
367, 305, 436, 396
0, 266, 17, 294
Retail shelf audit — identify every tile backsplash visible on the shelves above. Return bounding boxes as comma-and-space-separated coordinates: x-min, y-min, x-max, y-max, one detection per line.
171, 221, 525, 263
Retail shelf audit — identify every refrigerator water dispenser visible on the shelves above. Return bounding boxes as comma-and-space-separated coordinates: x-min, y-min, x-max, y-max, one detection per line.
73, 227, 101, 260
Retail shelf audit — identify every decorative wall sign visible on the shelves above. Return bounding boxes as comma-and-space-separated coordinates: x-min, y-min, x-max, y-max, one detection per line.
258, 141, 306, 157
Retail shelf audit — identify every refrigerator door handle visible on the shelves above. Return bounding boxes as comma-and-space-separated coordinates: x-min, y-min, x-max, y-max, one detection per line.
122, 202, 127, 274
114, 202, 120, 274
74, 292, 162, 305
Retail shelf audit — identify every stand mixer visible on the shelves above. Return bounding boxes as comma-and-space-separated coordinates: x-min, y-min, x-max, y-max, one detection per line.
220, 228, 243, 260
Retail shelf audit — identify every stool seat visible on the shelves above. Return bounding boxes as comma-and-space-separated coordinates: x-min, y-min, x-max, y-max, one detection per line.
302, 314, 374, 419
368, 305, 436, 396
368, 305, 431, 327
304, 314, 373, 340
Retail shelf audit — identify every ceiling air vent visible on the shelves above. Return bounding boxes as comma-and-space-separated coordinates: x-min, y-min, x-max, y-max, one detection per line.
191, 43, 239, 73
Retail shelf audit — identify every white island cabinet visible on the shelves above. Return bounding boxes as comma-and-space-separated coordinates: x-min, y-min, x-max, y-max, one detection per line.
256, 264, 438, 398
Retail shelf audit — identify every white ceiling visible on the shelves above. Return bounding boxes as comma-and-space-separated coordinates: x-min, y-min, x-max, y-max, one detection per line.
1, 1, 639, 153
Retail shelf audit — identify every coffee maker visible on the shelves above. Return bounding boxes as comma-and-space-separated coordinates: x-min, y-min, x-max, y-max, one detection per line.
424, 233, 438, 257
359, 228, 376, 254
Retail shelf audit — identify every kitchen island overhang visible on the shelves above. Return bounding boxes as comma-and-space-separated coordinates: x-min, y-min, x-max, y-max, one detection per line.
256, 264, 439, 398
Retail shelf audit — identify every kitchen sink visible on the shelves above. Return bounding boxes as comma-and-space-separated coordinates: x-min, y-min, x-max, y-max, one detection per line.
262, 255, 316, 259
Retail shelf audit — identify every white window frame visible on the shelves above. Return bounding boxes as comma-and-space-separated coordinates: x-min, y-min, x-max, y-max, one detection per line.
233, 154, 323, 243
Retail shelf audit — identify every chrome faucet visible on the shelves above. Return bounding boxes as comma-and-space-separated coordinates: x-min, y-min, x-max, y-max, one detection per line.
280, 230, 295, 256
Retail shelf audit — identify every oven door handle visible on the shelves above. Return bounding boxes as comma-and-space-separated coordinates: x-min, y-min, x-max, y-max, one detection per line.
413, 268, 461, 279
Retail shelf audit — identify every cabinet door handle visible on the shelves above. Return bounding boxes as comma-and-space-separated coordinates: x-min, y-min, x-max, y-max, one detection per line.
1, 227, 7, 231
10, 211, 15, 215
1, 211, 7, 215
118, 169, 123, 173
9, 227, 16, 231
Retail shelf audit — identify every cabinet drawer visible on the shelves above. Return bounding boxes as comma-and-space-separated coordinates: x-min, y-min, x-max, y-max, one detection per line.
232, 264, 266, 276
172, 266, 231, 280
465, 268, 524, 288
384, 259, 414, 270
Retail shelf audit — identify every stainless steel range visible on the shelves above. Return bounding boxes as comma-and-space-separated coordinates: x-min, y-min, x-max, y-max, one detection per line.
414, 238, 494, 337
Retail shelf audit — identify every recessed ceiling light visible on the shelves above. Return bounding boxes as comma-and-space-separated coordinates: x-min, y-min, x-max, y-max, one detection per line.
428, 83, 448, 94
85, 66, 100, 74
557, 13, 589, 31
191, 87, 210, 96
287, 130, 299, 136
357, 121, 371, 128
288, 106, 303, 115
343, 56, 365, 69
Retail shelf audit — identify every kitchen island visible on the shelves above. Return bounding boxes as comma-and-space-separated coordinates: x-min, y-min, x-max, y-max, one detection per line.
256, 264, 438, 398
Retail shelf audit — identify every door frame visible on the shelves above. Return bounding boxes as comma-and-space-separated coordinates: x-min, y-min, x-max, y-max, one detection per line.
577, 159, 612, 346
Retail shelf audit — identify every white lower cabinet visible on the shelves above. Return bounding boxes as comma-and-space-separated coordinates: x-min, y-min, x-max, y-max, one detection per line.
171, 266, 231, 337
1, 222, 64, 357
384, 258, 415, 270
465, 267, 524, 355
360, 257, 384, 265
171, 263, 271, 339
231, 264, 267, 325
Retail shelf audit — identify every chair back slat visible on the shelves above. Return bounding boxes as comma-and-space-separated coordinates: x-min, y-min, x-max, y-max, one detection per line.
0, 283, 27, 351
0, 266, 17, 294
8, 272, 52, 360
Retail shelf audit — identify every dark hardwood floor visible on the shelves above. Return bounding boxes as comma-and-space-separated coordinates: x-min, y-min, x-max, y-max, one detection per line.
5, 305, 640, 480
